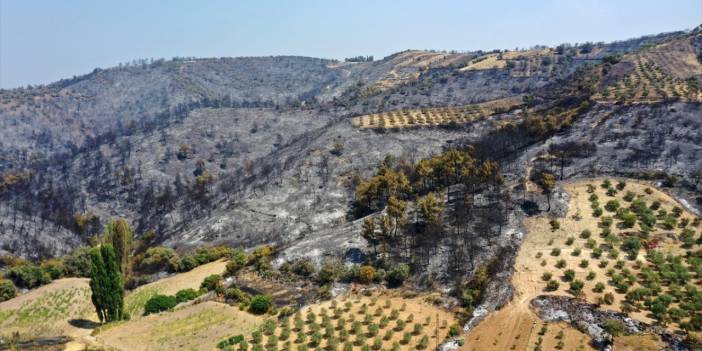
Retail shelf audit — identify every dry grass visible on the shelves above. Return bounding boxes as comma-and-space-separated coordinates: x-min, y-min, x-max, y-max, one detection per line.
97, 301, 263, 351
124, 259, 227, 317
351, 96, 522, 129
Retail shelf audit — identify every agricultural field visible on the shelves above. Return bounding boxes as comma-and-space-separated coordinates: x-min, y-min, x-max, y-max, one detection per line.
459, 49, 556, 77
124, 259, 227, 317
464, 179, 701, 350
529, 179, 702, 330
351, 96, 522, 129
594, 36, 702, 104
0, 278, 97, 340
215, 291, 456, 351
97, 301, 263, 351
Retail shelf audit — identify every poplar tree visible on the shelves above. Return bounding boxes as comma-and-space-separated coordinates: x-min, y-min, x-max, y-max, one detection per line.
89, 244, 125, 323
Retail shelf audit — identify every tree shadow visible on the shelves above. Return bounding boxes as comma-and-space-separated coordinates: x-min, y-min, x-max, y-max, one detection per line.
68, 318, 101, 329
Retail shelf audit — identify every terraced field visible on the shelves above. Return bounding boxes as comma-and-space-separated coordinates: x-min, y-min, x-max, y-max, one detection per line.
351, 96, 522, 129
595, 36, 702, 103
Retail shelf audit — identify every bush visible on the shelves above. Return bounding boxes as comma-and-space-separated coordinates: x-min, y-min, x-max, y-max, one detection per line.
386, 264, 410, 287
623, 191, 635, 202
226, 249, 249, 276
175, 288, 200, 303
593, 282, 605, 293
605, 200, 620, 212
144, 294, 177, 315
565, 237, 574, 246
569, 280, 584, 295
550, 219, 560, 231
593, 207, 603, 217
250, 294, 274, 314
0, 279, 17, 302
541, 272, 552, 281
603, 319, 625, 336
551, 248, 561, 256
580, 230, 591, 239
201, 274, 224, 292
40, 259, 66, 279
359, 266, 376, 284
140, 246, 178, 272
564, 269, 575, 281
6, 264, 51, 289
546, 280, 559, 291
225, 287, 251, 304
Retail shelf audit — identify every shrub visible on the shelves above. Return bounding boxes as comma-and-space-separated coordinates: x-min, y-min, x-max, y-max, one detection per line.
586, 271, 596, 280
416, 335, 429, 350
0, 279, 17, 302
40, 259, 66, 279
144, 294, 177, 315
6, 264, 51, 289
580, 230, 591, 239
564, 269, 575, 281
556, 259, 566, 269
546, 280, 559, 291
250, 295, 274, 314
201, 274, 224, 292
140, 246, 178, 272
605, 200, 620, 212
386, 264, 410, 287
541, 272, 552, 281
175, 288, 200, 303
551, 248, 561, 256
565, 237, 574, 246
603, 292, 614, 305
359, 266, 376, 284
603, 319, 625, 336
593, 207, 603, 217
580, 260, 589, 268
594, 282, 605, 293
616, 181, 626, 191
550, 219, 560, 231
569, 280, 584, 295
226, 249, 250, 276
225, 287, 251, 304
572, 248, 581, 256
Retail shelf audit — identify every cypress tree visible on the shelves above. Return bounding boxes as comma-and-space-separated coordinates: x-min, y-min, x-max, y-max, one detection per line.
103, 218, 133, 275
89, 244, 125, 323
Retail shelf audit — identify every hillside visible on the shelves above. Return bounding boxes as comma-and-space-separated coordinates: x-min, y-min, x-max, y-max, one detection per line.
0, 26, 701, 351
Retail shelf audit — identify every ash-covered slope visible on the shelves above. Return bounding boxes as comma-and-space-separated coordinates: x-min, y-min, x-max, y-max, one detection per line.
0, 28, 699, 262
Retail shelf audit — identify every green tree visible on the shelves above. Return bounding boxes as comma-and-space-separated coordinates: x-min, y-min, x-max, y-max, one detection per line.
89, 244, 125, 323
361, 217, 378, 256
417, 193, 443, 225
103, 218, 133, 275
387, 196, 407, 236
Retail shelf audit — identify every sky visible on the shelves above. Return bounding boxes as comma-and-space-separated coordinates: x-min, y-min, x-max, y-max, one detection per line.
1, 0, 700, 88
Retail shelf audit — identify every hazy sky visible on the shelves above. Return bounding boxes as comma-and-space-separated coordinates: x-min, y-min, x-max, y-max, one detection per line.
1, 0, 700, 88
